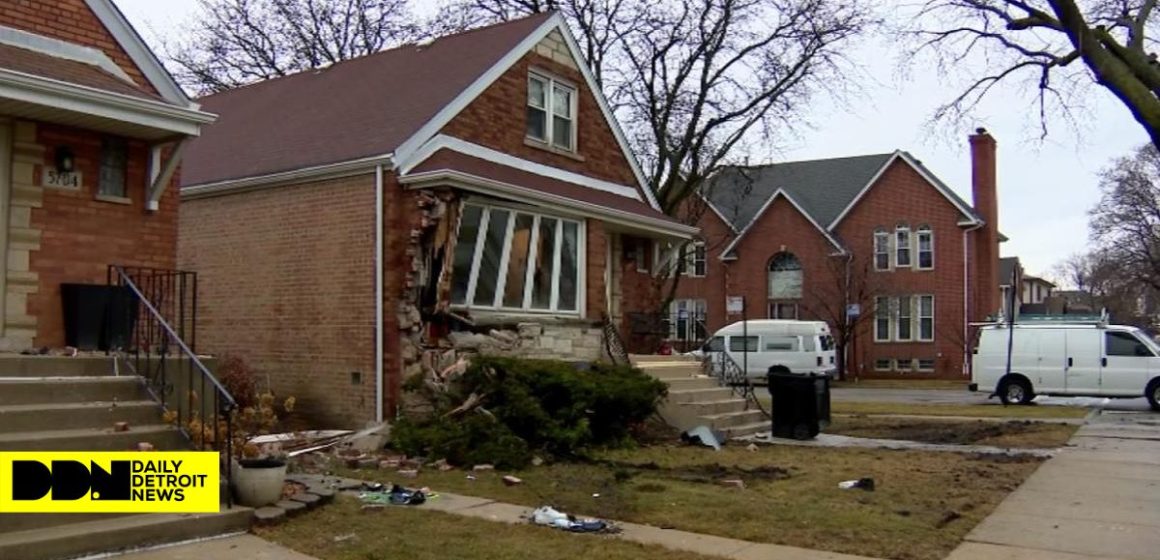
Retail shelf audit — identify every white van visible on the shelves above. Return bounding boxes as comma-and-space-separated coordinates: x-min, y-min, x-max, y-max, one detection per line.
695, 320, 837, 380
972, 322, 1160, 410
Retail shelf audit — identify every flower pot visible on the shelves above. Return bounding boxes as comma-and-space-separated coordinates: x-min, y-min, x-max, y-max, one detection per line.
231, 458, 287, 507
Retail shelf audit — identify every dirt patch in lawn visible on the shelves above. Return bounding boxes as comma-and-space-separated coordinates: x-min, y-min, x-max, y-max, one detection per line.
830, 400, 1090, 419
826, 416, 1078, 448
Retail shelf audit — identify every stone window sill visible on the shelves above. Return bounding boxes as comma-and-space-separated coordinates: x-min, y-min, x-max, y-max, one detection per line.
524, 137, 585, 162
95, 194, 132, 205
452, 307, 595, 327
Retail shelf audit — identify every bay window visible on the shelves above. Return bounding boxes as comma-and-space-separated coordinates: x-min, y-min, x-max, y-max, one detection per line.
451, 203, 582, 313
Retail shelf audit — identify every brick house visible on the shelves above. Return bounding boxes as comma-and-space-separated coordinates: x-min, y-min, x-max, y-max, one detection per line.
179, 14, 696, 427
0, 0, 213, 350
673, 130, 1004, 379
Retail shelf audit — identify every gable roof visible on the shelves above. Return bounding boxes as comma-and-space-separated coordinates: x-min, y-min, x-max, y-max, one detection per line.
704, 151, 984, 256
83, 0, 193, 106
716, 189, 846, 259
183, 14, 555, 188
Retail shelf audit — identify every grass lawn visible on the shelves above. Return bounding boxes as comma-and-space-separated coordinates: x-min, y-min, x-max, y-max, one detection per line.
826, 416, 1078, 448
255, 496, 723, 560
830, 401, 1090, 419
319, 444, 1043, 560
832, 379, 967, 390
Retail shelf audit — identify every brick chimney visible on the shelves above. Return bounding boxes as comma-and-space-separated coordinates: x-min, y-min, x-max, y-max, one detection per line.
970, 128, 1000, 320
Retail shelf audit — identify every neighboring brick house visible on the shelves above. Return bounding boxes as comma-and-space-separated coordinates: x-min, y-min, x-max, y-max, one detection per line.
0, 0, 213, 350
179, 14, 696, 427
673, 130, 1005, 379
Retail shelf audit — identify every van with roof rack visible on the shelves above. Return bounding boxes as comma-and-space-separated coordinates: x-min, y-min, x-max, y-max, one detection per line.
971, 314, 1160, 411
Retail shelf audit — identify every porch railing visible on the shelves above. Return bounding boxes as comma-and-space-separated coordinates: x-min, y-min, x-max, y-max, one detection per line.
106, 265, 237, 505
706, 350, 769, 418
602, 313, 630, 367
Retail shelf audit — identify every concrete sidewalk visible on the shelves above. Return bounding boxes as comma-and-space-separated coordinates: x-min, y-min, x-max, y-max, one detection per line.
418, 492, 875, 560
106, 534, 319, 559
947, 411, 1160, 560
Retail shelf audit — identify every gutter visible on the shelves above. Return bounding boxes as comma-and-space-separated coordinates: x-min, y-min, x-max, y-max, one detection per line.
374, 164, 385, 423
963, 223, 983, 376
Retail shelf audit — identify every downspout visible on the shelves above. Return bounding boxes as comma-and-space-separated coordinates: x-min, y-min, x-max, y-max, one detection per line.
962, 223, 983, 376
374, 164, 384, 423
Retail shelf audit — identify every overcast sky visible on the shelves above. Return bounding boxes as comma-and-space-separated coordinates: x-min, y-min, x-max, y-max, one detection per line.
113, 0, 1152, 282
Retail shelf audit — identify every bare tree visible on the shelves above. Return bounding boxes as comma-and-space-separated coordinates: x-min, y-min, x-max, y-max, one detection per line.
167, 0, 423, 94
441, 0, 875, 216
907, 0, 1160, 146
1055, 249, 1157, 325
1091, 143, 1160, 292
800, 253, 890, 380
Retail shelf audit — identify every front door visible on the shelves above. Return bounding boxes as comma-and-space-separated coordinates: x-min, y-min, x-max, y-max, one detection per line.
1065, 329, 1102, 394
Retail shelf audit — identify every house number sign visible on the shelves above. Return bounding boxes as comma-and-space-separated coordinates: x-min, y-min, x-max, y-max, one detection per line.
42, 169, 82, 189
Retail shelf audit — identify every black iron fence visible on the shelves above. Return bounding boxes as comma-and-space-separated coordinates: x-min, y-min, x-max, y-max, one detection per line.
107, 265, 237, 505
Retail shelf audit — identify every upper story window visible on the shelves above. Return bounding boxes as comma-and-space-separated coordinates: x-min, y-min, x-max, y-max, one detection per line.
768, 252, 802, 299
527, 73, 576, 152
895, 225, 911, 267
451, 202, 582, 314
916, 225, 933, 270
873, 228, 890, 270
99, 136, 128, 198
684, 241, 707, 277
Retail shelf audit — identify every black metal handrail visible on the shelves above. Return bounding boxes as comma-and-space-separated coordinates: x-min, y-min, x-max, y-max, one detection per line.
706, 350, 770, 418
107, 265, 237, 505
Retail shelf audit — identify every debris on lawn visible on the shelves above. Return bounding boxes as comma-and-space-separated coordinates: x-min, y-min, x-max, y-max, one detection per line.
397, 469, 419, 478
359, 484, 428, 506
333, 533, 357, 543
530, 506, 621, 534
113, 421, 130, 432
532, 456, 545, 467
935, 510, 962, 528
838, 478, 876, 491
718, 478, 745, 489
466, 474, 477, 481
473, 464, 495, 471
502, 475, 523, 486
344, 422, 392, 453
681, 425, 724, 451
746, 443, 759, 452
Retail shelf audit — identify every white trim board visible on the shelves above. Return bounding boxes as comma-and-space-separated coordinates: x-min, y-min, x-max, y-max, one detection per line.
0, 68, 215, 137
391, 13, 663, 212
0, 26, 133, 84
84, 0, 194, 107
400, 168, 696, 239
400, 135, 641, 199
718, 189, 846, 259
826, 151, 982, 230
181, 153, 392, 198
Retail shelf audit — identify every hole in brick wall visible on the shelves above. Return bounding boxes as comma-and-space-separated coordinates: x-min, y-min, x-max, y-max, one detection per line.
350, 371, 362, 385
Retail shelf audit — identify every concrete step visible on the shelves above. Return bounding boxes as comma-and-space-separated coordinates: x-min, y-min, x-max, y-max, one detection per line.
664, 377, 719, 391
700, 409, 769, 430
0, 513, 139, 534
0, 377, 144, 406
0, 400, 161, 434
666, 387, 734, 403
0, 356, 115, 378
630, 354, 700, 364
0, 425, 189, 452
677, 398, 748, 416
638, 364, 705, 380
722, 421, 770, 439
0, 508, 252, 560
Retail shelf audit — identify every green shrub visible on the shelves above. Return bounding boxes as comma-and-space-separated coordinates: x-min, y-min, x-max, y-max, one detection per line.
393, 357, 666, 467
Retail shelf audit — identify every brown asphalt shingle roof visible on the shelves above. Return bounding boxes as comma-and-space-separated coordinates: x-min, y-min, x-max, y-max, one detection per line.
0, 43, 161, 101
182, 13, 554, 187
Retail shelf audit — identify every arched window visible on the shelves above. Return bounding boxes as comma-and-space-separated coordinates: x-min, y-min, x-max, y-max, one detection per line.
768, 252, 802, 299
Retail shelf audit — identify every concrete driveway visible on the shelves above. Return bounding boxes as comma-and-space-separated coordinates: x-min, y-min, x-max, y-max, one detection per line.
948, 410, 1160, 560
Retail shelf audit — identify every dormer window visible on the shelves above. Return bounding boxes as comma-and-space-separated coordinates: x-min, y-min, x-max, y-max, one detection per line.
527, 72, 576, 151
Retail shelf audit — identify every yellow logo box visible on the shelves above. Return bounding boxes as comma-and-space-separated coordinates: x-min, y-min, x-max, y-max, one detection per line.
0, 452, 220, 513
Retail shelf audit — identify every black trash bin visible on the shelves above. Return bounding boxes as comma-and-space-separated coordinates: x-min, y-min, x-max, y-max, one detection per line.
61, 284, 137, 351
767, 371, 831, 440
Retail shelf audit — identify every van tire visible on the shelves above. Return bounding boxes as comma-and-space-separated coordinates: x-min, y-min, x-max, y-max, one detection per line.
998, 376, 1034, 405
769, 366, 791, 375
1147, 379, 1160, 412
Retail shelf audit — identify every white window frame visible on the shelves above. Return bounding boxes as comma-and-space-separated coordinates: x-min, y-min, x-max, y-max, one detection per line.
873, 228, 890, 271
896, 295, 913, 341
916, 358, 935, 372
895, 225, 911, 268
916, 225, 934, 270
874, 296, 891, 342
768, 302, 799, 320
874, 358, 894, 372
454, 202, 585, 315
527, 71, 577, 152
669, 298, 706, 340
687, 241, 707, 278
918, 294, 934, 342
